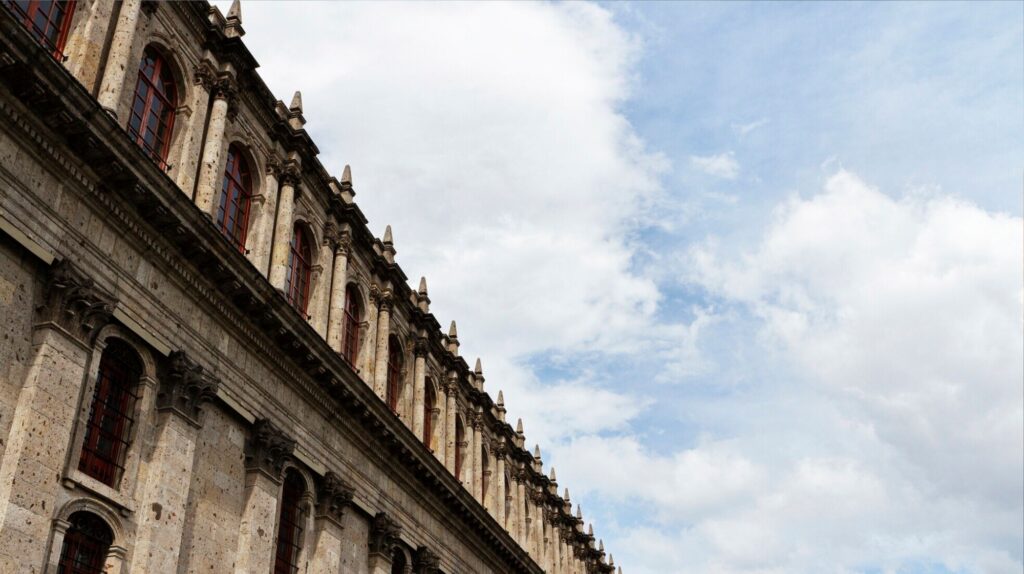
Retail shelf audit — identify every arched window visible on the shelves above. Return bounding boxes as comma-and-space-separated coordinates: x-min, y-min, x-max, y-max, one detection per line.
5, 0, 76, 59
56, 511, 114, 574
423, 379, 435, 448
274, 470, 307, 574
390, 549, 406, 574
79, 339, 141, 487
341, 284, 361, 364
284, 225, 312, 314
127, 46, 176, 168
386, 335, 402, 413
216, 144, 252, 252
454, 416, 465, 480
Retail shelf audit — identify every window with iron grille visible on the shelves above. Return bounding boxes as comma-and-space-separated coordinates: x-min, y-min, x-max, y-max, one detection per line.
78, 339, 140, 487
285, 225, 312, 314
216, 145, 252, 253
4, 0, 76, 60
56, 511, 114, 574
341, 284, 361, 364
386, 336, 402, 413
273, 471, 307, 574
127, 46, 176, 169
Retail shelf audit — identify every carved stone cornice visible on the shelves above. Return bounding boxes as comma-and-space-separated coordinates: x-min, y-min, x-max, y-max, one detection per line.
368, 512, 402, 558
157, 350, 219, 426
413, 337, 429, 358
38, 260, 115, 345
413, 546, 440, 574
315, 471, 355, 525
244, 418, 295, 482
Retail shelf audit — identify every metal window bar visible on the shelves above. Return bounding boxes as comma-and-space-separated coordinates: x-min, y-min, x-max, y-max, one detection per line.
274, 476, 306, 574
78, 344, 139, 487
126, 50, 175, 171
57, 513, 113, 574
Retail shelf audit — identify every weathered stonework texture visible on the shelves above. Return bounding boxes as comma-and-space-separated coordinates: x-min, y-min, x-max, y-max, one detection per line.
0, 1, 619, 573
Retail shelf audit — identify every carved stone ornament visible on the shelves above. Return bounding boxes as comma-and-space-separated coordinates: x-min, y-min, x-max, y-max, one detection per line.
192, 61, 217, 91
377, 290, 394, 312
157, 350, 220, 426
413, 546, 440, 574
413, 337, 429, 358
38, 260, 115, 344
336, 231, 352, 256
315, 471, 355, 524
279, 162, 302, 188
322, 221, 340, 249
368, 512, 402, 557
265, 155, 282, 177
244, 418, 296, 481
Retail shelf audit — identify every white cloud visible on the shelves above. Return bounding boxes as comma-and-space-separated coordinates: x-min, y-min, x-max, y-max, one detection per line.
731, 118, 769, 138
690, 151, 740, 179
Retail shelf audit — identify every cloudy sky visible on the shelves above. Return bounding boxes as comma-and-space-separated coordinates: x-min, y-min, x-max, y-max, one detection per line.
216, 2, 1022, 572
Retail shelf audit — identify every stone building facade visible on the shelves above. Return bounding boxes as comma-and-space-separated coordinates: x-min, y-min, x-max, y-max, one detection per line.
0, 1, 622, 573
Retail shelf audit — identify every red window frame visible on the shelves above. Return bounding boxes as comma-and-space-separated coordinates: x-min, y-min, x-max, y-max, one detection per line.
285, 226, 312, 314
341, 285, 361, 364
274, 471, 307, 574
216, 145, 252, 253
5, 0, 76, 60
423, 381, 434, 447
127, 47, 176, 169
78, 340, 140, 487
386, 337, 401, 413
57, 512, 114, 574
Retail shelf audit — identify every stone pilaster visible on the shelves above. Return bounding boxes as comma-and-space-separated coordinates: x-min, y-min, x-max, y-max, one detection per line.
411, 339, 427, 440
248, 157, 281, 275
359, 286, 380, 385
131, 351, 218, 574
194, 76, 238, 216
0, 261, 115, 572
516, 473, 528, 546
234, 418, 295, 574
367, 512, 402, 574
495, 443, 506, 526
443, 374, 457, 472
174, 61, 215, 194
372, 291, 393, 401
309, 471, 355, 574
96, 0, 142, 115
471, 416, 482, 500
268, 163, 300, 291
310, 224, 339, 337
325, 233, 351, 351
64, 0, 117, 90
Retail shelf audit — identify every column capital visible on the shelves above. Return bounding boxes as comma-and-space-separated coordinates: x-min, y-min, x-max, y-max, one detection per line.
368, 512, 402, 558
377, 290, 394, 312
265, 155, 283, 178
413, 337, 429, 358
336, 231, 352, 256
279, 162, 302, 188
244, 418, 295, 482
192, 61, 217, 92
315, 471, 355, 525
413, 546, 440, 574
39, 260, 116, 345
156, 350, 219, 426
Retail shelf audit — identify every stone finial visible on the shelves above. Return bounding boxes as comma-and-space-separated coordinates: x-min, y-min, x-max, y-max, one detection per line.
288, 91, 305, 130
315, 471, 355, 524
244, 418, 295, 481
341, 164, 352, 184
418, 276, 428, 295
516, 418, 524, 434
564, 487, 570, 501
576, 504, 582, 519
599, 539, 604, 551
413, 546, 441, 574
534, 444, 541, 459
381, 225, 396, 263
227, 0, 242, 19
447, 321, 460, 355
588, 524, 594, 536
609, 554, 614, 566
474, 357, 482, 374
618, 567, 623, 574
550, 467, 557, 482
224, 0, 245, 37
368, 512, 402, 557
158, 350, 220, 425
496, 390, 504, 406
383, 224, 393, 244
40, 260, 116, 344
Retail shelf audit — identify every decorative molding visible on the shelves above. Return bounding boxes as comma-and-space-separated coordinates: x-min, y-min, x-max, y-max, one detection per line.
264, 155, 282, 177
192, 61, 217, 91
38, 260, 115, 345
314, 471, 354, 524
413, 546, 440, 574
157, 350, 220, 426
413, 337, 429, 358
368, 511, 402, 558
244, 418, 295, 482
279, 162, 302, 188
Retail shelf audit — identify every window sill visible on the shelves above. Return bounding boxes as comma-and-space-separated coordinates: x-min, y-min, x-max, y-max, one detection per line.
62, 470, 136, 517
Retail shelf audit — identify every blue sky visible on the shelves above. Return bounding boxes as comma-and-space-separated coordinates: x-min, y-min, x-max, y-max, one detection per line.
218, 2, 1022, 572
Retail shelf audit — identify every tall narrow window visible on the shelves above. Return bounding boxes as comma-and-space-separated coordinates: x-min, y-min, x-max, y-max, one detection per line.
4, 0, 76, 59
216, 145, 252, 252
390, 550, 406, 574
284, 225, 312, 314
423, 380, 435, 448
127, 47, 176, 168
79, 339, 140, 487
481, 446, 490, 501
274, 471, 307, 574
455, 417, 465, 479
386, 336, 401, 413
341, 284, 361, 364
56, 511, 114, 574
